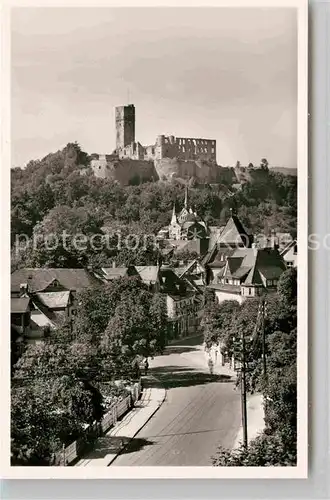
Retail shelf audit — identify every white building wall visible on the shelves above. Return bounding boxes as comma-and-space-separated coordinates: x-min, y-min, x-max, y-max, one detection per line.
214, 290, 244, 305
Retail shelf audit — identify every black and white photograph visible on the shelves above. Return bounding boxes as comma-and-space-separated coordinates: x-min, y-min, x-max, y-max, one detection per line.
3, 0, 308, 478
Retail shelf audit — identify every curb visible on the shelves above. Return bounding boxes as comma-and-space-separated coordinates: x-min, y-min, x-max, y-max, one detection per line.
107, 379, 166, 466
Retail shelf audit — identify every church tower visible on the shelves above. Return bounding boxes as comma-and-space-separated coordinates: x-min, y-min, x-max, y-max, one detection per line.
115, 104, 135, 151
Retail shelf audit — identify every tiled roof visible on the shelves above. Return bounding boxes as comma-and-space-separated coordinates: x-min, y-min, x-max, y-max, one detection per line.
136, 266, 160, 284
280, 240, 297, 256
35, 291, 71, 309
11, 297, 30, 314
229, 248, 286, 286
218, 216, 251, 247
101, 267, 129, 280
172, 267, 187, 277
208, 283, 241, 294
244, 266, 264, 285
225, 257, 244, 276
232, 266, 251, 279
177, 259, 199, 277
171, 240, 204, 255
202, 245, 235, 267
11, 268, 101, 293
258, 266, 285, 280
30, 310, 55, 329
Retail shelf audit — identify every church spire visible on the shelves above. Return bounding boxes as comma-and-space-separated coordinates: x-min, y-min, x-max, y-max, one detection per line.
171, 203, 177, 224
184, 186, 188, 209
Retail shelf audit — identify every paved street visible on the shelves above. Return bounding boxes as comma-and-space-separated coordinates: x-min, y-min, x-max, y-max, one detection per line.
111, 335, 242, 466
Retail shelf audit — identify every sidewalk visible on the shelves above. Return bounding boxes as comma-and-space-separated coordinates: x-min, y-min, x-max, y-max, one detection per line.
76, 384, 166, 467
233, 393, 265, 448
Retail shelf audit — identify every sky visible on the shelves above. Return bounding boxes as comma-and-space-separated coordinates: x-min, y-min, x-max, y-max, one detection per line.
11, 7, 297, 168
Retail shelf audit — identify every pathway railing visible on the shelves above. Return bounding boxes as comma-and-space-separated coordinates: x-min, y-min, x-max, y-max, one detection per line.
55, 379, 142, 466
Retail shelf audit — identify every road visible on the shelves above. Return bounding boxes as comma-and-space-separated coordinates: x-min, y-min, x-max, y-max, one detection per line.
111, 335, 242, 466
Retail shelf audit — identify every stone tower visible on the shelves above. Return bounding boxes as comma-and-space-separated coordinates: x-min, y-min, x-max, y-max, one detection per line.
115, 104, 135, 151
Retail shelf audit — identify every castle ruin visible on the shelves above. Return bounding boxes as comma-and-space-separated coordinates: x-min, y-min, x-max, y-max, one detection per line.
91, 104, 219, 184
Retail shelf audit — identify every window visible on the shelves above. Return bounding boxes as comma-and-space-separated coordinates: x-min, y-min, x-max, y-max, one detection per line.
248, 288, 252, 296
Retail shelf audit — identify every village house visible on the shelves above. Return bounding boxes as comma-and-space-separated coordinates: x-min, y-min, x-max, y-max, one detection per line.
10, 268, 101, 348
93, 264, 141, 283
201, 212, 253, 284
208, 247, 287, 304
135, 265, 202, 339
200, 213, 286, 303
280, 239, 298, 268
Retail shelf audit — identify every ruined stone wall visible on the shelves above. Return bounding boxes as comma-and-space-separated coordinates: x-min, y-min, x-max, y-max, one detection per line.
91, 156, 158, 185
154, 158, 221, 183
155, 135, 216, 162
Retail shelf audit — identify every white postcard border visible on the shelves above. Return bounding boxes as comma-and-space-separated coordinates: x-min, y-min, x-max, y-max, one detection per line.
0, 0, 308, 480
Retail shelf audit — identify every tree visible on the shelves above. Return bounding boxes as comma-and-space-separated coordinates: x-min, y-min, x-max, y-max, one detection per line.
101, 290, 167, 376
260, 158, 269, 171
11, 375, 97, 465
211, 271, 297, 466
201, 300, 240, 349
27, 205, 106, 268
212, 431, 296, 466
11, 338, 105, 465
73, 277, 147, 344
277, 267, 297, 308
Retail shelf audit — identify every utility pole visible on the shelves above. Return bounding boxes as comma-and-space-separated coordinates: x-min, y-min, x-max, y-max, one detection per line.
241, 330, 248, 449
261, 298, 267, 381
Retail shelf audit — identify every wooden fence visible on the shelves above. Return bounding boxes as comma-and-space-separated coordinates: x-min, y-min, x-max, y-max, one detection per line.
55, 379, 142, 466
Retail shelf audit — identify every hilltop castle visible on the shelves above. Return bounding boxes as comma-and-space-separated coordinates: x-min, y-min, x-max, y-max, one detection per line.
113, 104, 216, 163
90, 104, 220, 185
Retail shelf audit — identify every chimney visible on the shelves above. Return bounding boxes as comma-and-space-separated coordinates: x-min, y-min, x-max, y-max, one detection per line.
20, 283, 29, 296
270, 230, 278, 249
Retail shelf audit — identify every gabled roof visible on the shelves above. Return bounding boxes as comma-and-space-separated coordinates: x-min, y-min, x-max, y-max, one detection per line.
35, 291, 71, 309
100, 267, 140, 281
225, 257, 244, 276
30, 310, 55, 329
280, 240, 297, 256
215, 247, 286, 287
218, 216, 250, 247
11, 297, 30, 314
244, 265, 264, 285
11, 268, 101, 293
205, 246, 235, 267
160, 268, 183, 289
178, 259, 205, 278
30, 298, 66, 328
102, 267, 129, 278
135, 266, 160, 284
172, 267, 187, 277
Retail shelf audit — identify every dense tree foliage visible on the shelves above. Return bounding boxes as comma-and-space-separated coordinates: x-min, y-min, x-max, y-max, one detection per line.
11, 145, 297, 270
11, 276, 168, 464
209, 268, 297, 466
